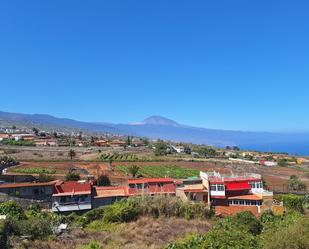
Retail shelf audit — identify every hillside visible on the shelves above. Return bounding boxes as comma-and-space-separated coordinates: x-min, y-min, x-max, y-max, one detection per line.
1, 111, 309, 154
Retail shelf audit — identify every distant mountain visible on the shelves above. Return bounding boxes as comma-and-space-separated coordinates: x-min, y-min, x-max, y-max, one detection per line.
1, 111, 309, 155
0, 111, 119, 134
134, 115, 180, 126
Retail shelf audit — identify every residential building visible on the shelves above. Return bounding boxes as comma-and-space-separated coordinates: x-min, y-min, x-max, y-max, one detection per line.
93, 186, 127, 208
52, 181, 92, 212
0, 180, 58, 200
200, 171, 282, 216
127, 178, 176, 196
176, 177, 208, 202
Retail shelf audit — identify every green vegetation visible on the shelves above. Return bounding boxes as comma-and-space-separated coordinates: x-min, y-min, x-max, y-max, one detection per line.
277, 158, 288, 167
0, 155, 19, 167
0, 220, 6, 249
194, 146, 217, 158
80, 240, 101, 249
116, 164, 199, 179
288, 175, 306, 191
166, 211, 309, 249
127, 165, 140, 177
154, 140, 169, 156
37, 173, 55, 182
99, 153, 139, 161
12, 167, 57, 174
85, 196, 213, 229
277, 194, 307, 213
0, 139, 35, 146
96, 175, 111, 186
0, 201, 24, 219
68, 149, 76, 160
65, 171, 81, 181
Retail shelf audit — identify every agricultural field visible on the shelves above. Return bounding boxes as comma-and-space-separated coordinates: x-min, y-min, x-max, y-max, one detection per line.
116, 164, 199, 179
11, 168, 57, 175
99, 153, 139, 162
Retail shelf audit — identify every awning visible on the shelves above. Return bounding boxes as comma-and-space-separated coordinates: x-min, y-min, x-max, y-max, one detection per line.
225, 181, 250, 191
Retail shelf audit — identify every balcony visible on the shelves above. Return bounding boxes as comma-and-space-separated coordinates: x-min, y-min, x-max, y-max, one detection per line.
52, 201, 92, 212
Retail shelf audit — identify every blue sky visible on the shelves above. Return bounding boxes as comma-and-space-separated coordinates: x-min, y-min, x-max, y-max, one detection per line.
0, 0, 308, 132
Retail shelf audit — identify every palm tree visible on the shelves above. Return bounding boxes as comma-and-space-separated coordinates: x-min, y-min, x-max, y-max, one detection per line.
128, 165, 140, 178
68, 149, 76, 160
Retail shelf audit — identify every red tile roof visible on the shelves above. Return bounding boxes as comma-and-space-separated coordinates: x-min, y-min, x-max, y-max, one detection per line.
0, 180, 59, 189
228, 194, 262, 201
94, 186, 128, 198
128, 178, 174, 184
53, 181, 92, 196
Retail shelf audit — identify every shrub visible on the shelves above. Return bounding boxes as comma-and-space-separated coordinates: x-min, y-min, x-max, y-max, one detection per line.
0, 201, 23, 219
203, 220, 259, 249
260, 215, 309, 249
24, 203, 45, 219
232, 211, 263, 235
0, 155, 19, 167
9, 217, 53, 240
65, 172, 81, 181
0, 220, 7, 249
96, 175, 111, 186
277, 194, 305, 213
103, 200, 139, 223
165, 234, 207, 249
84, 208, 105, 224
37, 173, 55, 182
81, 240, 101, 249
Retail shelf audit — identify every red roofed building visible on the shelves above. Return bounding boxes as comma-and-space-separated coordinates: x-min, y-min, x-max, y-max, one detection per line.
200, 171, 281, 216
0, 180, 58, 200
127, 178, 176, 196
52, 181, 92, 212
93, 186, 128, 208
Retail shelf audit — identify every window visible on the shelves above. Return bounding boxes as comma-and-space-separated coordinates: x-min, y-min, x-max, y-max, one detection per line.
250, 181, 263, 189
210, 184, 225, 191
129, 184, 136, 189
217, 185, 225, 191
136, 184, 143, 189
210, 185, 216, 191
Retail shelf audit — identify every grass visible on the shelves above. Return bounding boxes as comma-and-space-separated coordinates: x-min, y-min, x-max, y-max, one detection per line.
12, 167, 57, 174
116, 164, 199, 179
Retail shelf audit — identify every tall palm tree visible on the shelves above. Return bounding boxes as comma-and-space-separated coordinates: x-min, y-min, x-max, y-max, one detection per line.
128, 165, 140, 178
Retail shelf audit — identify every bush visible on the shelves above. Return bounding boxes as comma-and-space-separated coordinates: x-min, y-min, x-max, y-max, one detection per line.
232, 211, 263, 235
165, 234, 207, 249
277, 194, 305, 213
84, 208, 105, 224
65, 172, 81, 181
203, 220, 258, 249
0, 220, 7, 249
260, 215, 309, 249
81, 240, 101, 249
103, 200, 139, 223
9, 217, 53, 240
96, 175, 111, 186
24, 203, 45, 219
37, 173, 55, 182
0, 201, 23, 219
126, 196, 213, 219
0, 155, 19, 167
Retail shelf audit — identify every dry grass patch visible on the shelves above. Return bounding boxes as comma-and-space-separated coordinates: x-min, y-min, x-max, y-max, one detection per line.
10, 217, 213, 249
